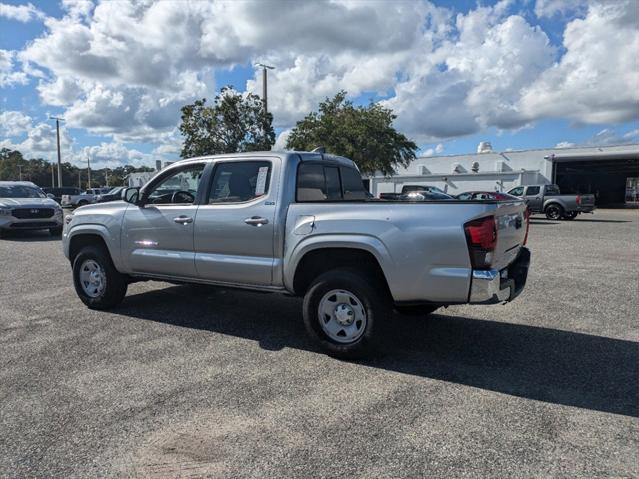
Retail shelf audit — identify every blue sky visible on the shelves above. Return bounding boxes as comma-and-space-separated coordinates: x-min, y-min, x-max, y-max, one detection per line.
1, 0, 638, 168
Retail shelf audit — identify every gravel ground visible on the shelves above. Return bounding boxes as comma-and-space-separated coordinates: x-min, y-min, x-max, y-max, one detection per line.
1, 209, 638, 478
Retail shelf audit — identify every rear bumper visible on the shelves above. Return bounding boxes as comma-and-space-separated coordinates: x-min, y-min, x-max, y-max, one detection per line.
469, 247, 530, 304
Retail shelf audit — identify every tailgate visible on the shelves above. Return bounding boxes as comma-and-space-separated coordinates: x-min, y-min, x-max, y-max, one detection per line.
579, 194, 596, 208
492, 202, 527, 270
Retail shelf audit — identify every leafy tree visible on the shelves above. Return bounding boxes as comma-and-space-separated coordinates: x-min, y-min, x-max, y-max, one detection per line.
286, 91, 417, 176
0, 147, 154, 189
179, 86, 275, 158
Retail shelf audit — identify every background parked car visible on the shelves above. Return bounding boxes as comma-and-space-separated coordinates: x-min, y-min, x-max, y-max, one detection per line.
455, 191, 520, 201
42, 187, 82, 204
0, 181, 64, 237
95, 186, 125, 203
61, 187, 111, 208
380, 184, 449, 200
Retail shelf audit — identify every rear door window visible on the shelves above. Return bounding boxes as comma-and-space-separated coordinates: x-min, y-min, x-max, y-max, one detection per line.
526, 186, 540, 196
208, 161, 271, 204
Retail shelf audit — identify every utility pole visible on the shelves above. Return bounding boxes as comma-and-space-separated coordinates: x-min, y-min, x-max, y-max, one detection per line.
78, 169, 81, 189
49, 116, 65, 187
18, 164, 22, 181
105, 168, 109, 187
51, 162, 55, 187
87, 155, 91, 188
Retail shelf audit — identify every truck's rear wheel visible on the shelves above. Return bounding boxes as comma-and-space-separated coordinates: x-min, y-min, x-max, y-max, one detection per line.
303, 269, 390, 359
562, 211, 578, 220
545, 204, 564, 220
73, 245, 127, 309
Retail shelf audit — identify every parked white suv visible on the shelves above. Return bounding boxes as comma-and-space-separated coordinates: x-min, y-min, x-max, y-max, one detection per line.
0, 181, 64, 237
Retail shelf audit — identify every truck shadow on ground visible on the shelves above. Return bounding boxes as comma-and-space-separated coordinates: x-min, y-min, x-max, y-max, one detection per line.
118, 284, 639, 419
0, 231, 60, 242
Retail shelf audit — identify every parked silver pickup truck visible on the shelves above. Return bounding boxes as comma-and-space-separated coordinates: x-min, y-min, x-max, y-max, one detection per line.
62, 151, 531, 358
507, 184, 595, 220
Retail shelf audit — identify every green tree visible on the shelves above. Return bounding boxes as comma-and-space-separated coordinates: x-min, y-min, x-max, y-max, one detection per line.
179, 86, 275, 158
0, 147, 155, 188
286, 91, 417, 176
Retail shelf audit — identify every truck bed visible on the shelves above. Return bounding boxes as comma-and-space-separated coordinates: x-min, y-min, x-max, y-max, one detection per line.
284, 198, 528, 304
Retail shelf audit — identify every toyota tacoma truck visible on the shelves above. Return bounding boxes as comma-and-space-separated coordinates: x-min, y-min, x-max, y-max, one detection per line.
507, 184, 595, 220
62, 151, 531, 358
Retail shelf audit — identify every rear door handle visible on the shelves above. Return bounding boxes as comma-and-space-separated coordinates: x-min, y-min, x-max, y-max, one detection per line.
244, 216, 269, 226
173, 216, 193, 225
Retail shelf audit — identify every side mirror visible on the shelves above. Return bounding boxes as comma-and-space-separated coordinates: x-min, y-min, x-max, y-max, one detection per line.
121, 187, 140, 204
46, 193, 55, 199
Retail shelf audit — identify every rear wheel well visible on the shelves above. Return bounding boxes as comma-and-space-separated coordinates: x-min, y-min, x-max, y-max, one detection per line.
69, 234, 109, 265
293, 248, 390, 297
544, 202, 563, 212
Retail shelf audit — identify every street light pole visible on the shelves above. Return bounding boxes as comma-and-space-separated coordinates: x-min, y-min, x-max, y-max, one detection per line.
255, 63, 274, 150
49, 116, 65, 187
87, 155, 91, 188
255, 63, 274, 114
51, 162, 55, 187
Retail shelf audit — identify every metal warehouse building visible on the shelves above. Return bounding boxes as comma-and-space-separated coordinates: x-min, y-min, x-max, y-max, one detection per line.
369, 143, 639, 206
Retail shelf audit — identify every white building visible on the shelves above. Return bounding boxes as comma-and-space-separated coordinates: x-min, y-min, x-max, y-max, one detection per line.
369, 143, 639, 206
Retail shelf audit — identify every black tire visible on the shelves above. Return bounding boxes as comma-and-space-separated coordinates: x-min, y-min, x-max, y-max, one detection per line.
545, 204, 564, 220
302, 268, 390, 359
562, 211, 578, 220
77, 200, 88, 206
49, 226, 63, 236
395, 304, 440, 317
73, 245, 128, 309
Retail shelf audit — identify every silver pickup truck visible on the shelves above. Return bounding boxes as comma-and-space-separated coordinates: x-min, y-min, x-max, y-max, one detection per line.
62, 151, 531, 358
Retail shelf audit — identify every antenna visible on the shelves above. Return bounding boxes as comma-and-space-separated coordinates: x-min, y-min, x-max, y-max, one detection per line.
311, 146, 326, 154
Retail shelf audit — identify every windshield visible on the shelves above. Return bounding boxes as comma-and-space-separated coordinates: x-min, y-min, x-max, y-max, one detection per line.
107, 187, 122, 194
0, 185, 46, 199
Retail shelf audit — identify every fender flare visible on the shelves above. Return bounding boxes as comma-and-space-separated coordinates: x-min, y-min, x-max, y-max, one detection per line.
65, 224, 123, 271
283, 234, 395, 293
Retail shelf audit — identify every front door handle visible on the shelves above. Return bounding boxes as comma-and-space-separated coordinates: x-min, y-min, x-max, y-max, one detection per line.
173, 216, 193, 225
244, 216, 269, 226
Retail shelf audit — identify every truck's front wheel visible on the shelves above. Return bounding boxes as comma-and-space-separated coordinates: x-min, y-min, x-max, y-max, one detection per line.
73, 245, 128, 309
303, 269, 389, 359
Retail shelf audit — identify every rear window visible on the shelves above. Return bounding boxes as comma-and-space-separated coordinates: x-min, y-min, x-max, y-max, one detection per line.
296, 163, 367, 202
545, 185, 560, 195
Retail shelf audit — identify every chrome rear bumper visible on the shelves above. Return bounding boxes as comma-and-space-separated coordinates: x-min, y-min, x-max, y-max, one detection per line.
469, 247, 530, 304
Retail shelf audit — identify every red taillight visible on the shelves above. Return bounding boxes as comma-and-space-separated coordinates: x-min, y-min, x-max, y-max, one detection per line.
576, 195, 581, 206
523, 208, 530, 245
464, 216, 497, 269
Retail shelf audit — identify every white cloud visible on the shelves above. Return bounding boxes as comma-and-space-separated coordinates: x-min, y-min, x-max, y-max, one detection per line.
383, 3, 556, 141
7, 0, 639, 154
273, 129, 292, 150
534, 0, 588, 18
555, 141, 576, 148
79, 141, 155, 169
0, 111, 32, 136
0, 2, 44, 22
520, 1, 639, 125
0, 49, 28, 87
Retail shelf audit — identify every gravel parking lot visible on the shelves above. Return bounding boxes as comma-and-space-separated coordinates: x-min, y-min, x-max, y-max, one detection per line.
1, 209, 638, 478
